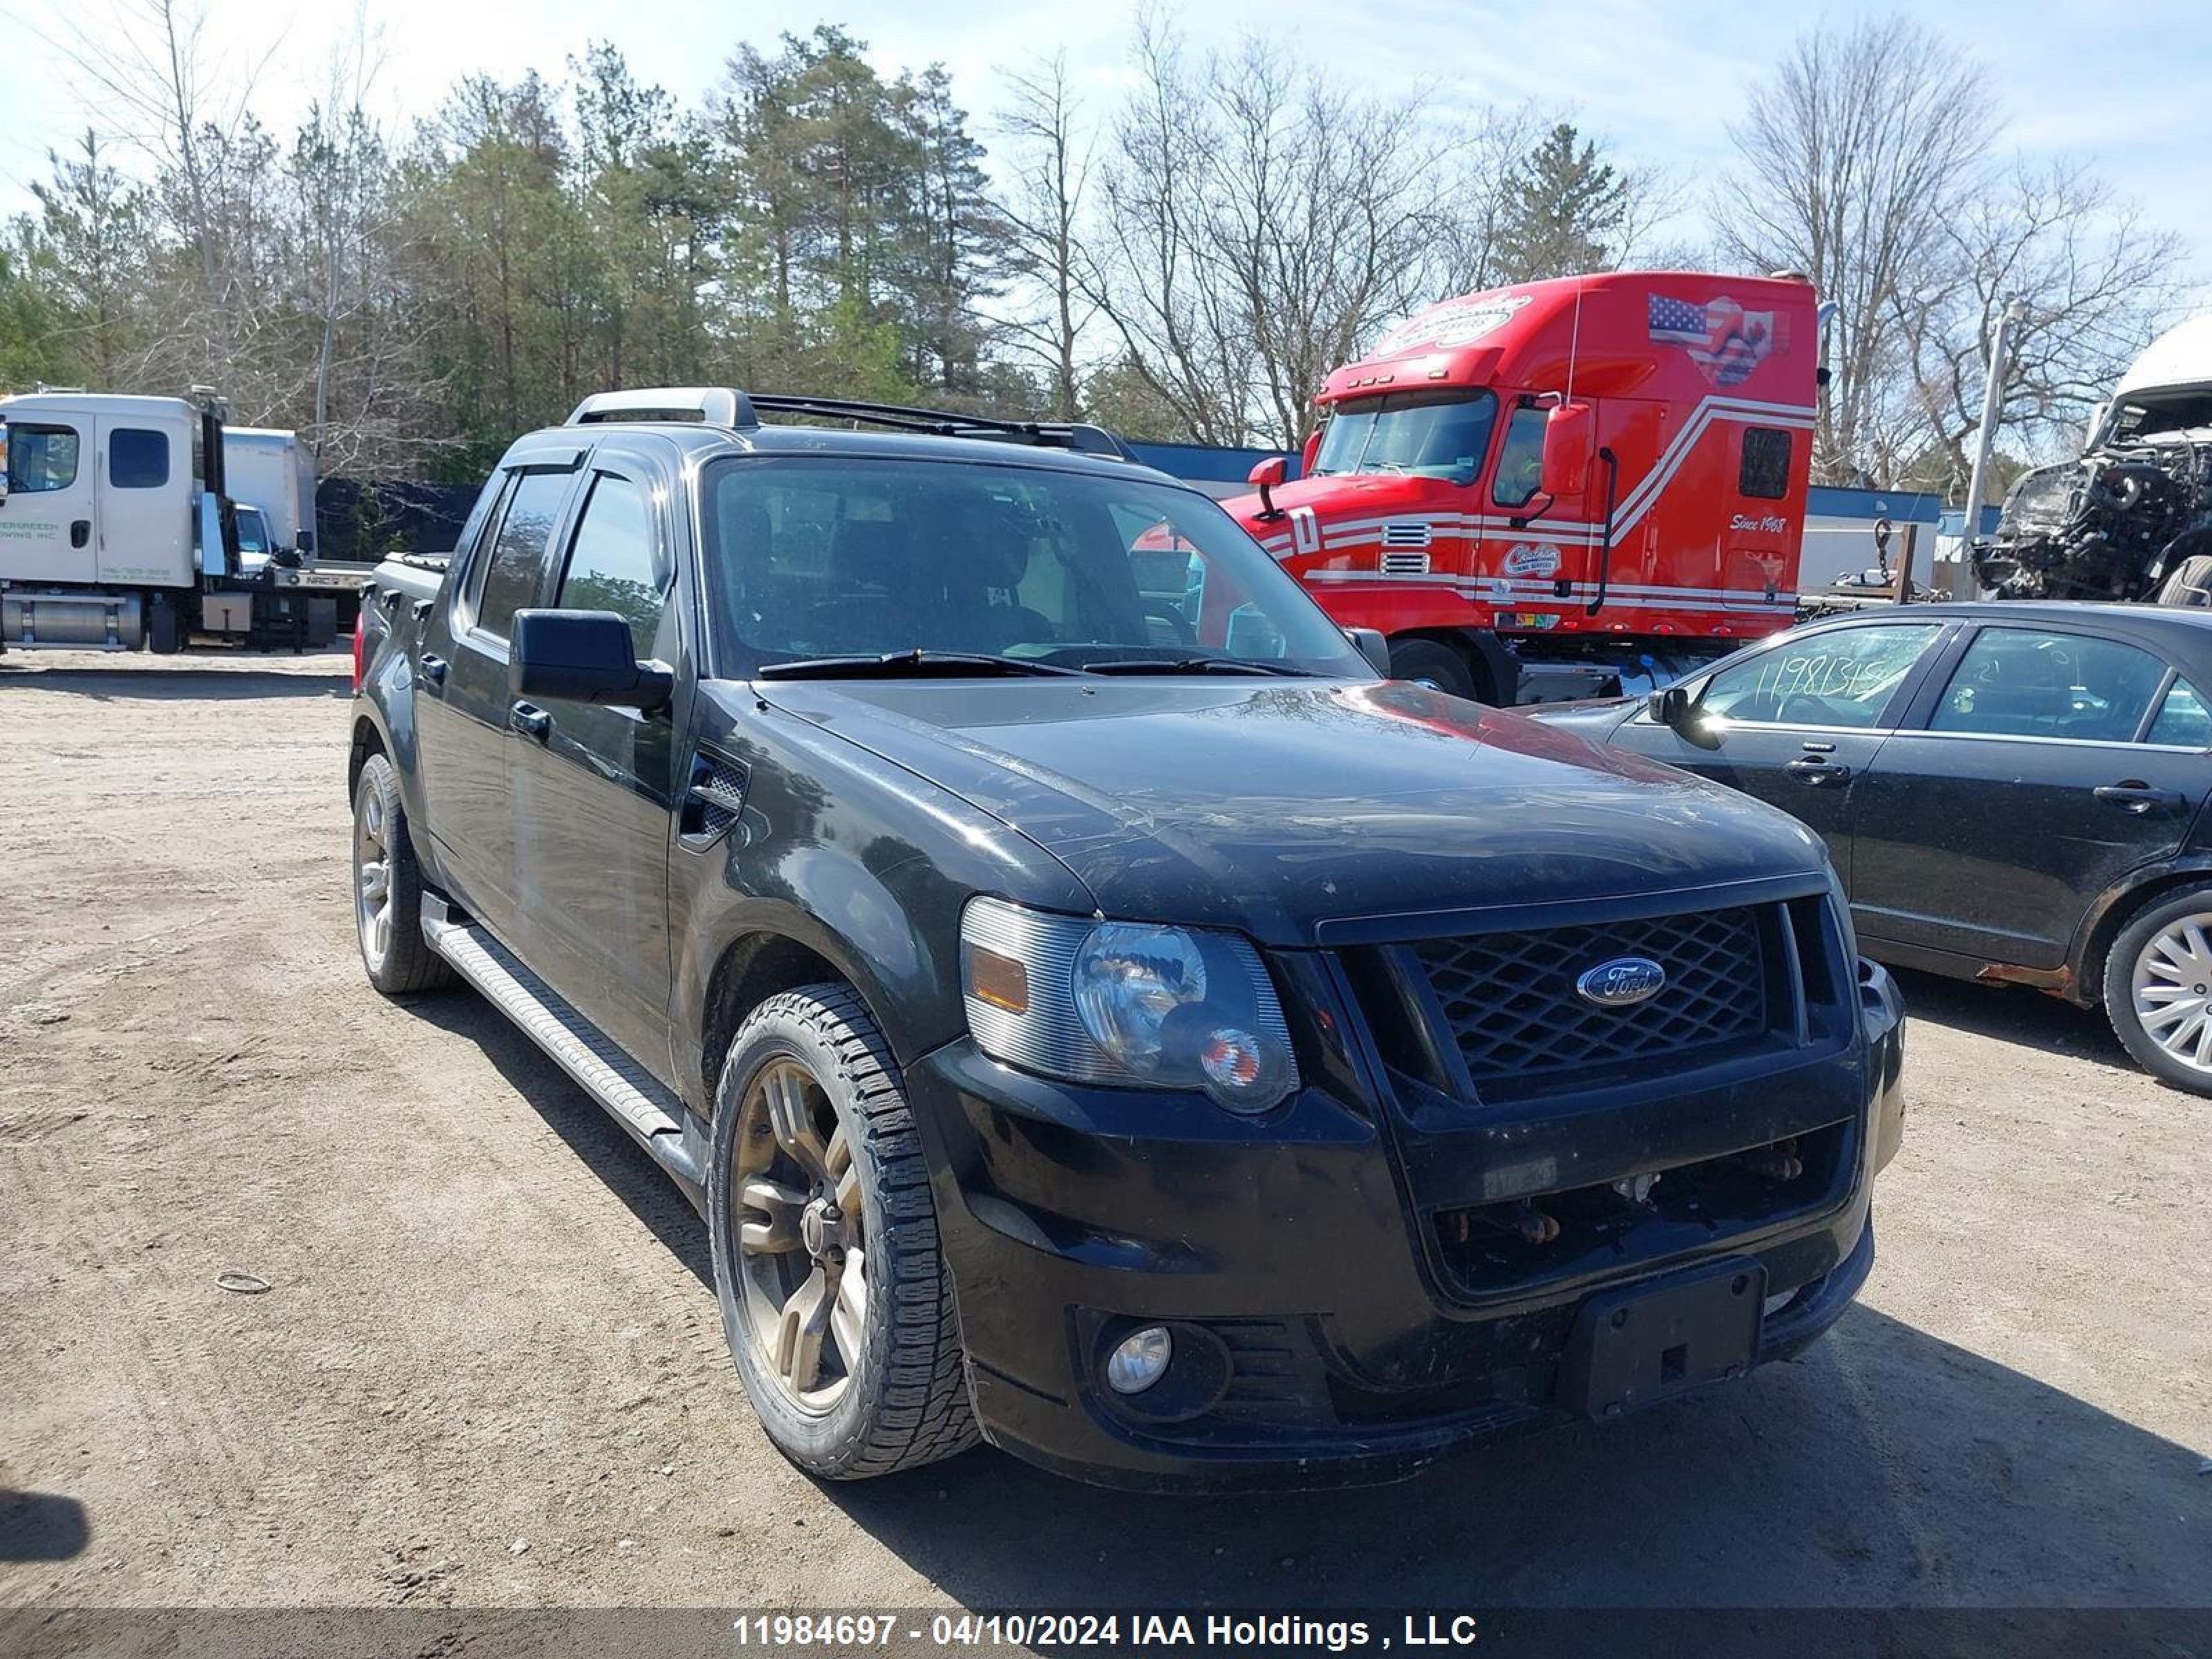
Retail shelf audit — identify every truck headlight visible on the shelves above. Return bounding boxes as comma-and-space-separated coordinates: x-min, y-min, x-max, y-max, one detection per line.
960, 898, 1297, 1113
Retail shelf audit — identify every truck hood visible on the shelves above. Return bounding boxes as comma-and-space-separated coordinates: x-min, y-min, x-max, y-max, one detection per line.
1222, 473, 1451, 541
756, 677, 1828, 946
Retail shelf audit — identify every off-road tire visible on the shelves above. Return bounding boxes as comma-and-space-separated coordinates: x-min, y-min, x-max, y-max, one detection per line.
1389, 637, 1476, 699
707, 985, 978, 1478
350, 752, 455, 996
2103, 884, 2212, 1095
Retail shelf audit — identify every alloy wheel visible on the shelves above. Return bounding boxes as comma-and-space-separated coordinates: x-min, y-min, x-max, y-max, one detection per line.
731, 1058, 868, 1413
2130, 913, 2212, 1074
354, 788, 393, 971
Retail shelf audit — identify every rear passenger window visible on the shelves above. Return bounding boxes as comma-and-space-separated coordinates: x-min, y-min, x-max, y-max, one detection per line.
1739, 428, 1791, 500
469, 470, 572, 639
1931, 629, 2168, 742
556, 474, 666, 657
2148, 677, 2212, 747
109, 428, 169, 489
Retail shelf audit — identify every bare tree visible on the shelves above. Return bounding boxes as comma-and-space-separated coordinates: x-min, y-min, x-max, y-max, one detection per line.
1082, 18, 1440, 447
1897, 155, 2188, 487
1712, 15, 1986, 485
993, 55, 1097, 420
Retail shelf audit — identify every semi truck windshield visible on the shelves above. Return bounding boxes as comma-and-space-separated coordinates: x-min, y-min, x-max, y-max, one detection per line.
1312, 390, 1497, 481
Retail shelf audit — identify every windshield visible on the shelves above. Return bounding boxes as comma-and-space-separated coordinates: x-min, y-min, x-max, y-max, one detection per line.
1311, 390, 1497, 480
700, 457, 1369, 678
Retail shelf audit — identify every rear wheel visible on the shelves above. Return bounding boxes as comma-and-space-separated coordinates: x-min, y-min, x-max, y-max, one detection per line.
2104, 885, 2212, 1094
350, 753, 454, 996
1388, 637, 1475, 698
707, 985, 977, 1478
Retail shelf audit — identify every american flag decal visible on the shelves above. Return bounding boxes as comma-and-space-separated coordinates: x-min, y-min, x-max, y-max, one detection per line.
1648, 292, 1788, 387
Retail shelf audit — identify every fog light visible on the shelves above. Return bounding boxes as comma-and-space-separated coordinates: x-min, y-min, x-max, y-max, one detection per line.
1105, 1325, 1173, 1395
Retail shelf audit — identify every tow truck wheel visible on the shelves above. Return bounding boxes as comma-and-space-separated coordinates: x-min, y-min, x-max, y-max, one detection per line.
350, 753, 455, 996
2106, 886, 2212, 1094
1389, 638, 1476, 699
708, 985, 978, 1479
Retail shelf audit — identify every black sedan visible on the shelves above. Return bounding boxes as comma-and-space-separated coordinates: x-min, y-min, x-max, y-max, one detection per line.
1533, 602, 2212, 1092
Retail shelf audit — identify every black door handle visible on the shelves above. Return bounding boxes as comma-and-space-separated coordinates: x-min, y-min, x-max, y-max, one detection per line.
418, 653, 448, 688
1785, 756, 1853, 786
2094, 782, 2184, 815
71, 520, 90, 549
509, 701, 552, 741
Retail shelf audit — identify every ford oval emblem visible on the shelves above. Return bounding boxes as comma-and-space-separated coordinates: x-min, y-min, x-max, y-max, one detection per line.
1576, 957, 1667, 1008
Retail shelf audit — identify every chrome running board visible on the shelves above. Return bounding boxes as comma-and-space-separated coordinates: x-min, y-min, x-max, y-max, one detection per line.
422, 908, 704, 1194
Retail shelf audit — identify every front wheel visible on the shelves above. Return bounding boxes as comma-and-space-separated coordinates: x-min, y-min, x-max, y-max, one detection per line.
1387, 637, 1475, 698
2105, 887, 2212, 1094
707, 985, 978, 1478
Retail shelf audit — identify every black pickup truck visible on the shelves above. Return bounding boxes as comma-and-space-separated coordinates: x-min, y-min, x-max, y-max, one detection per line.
348, 388, 1906, 1490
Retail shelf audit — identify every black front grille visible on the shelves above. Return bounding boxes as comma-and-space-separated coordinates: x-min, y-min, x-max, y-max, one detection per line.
1413, 905, 1769, 1089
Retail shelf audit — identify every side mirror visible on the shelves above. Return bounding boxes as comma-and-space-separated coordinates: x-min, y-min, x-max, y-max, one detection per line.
1299, 429, 1322, 479
1247, 454, 1287, 520
0, 418, 10, 506
1344, 626, 1391, 677
510, 608, 671, 711
1540, 401, 1595, 500
1647, 685, 1691, 728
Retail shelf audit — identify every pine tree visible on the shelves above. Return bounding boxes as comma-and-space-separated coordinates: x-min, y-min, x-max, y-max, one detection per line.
1494, 123, 1631, 282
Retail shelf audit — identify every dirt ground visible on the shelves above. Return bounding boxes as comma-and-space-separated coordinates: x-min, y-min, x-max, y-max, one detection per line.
1, 650, 2208, 1622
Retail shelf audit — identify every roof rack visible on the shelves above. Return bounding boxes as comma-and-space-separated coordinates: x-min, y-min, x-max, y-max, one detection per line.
563, 386, 1134, 461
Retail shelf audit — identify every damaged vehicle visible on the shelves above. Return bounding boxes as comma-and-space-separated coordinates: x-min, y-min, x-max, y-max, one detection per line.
1978, 315, 2212, 605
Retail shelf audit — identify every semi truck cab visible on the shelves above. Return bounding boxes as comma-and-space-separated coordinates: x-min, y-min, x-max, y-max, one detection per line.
1226, 272, 1823, 705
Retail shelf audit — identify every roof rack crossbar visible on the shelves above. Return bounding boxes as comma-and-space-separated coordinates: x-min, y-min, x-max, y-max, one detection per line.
747, 394, 1135, 461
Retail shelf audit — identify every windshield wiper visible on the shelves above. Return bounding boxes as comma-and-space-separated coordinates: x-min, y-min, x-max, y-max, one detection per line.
755, 649, 1089, 681
1076, 656, 1312, 677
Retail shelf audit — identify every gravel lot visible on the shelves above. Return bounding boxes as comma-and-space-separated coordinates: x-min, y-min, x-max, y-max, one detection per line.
1, 650, 2207, 1622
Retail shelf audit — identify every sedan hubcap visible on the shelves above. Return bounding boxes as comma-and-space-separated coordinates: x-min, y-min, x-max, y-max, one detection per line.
2132, 914, 2212, 1073
731, 1058, 866, 1412
354, 791, 392, 969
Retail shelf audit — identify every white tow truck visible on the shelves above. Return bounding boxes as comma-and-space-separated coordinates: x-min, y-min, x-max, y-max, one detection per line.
0, 388, 339, 652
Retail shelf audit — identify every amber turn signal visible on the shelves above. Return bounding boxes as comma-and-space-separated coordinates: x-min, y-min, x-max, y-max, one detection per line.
965, 944, 1030, 1015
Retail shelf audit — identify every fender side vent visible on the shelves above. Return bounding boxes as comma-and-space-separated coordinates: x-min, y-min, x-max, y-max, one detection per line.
682, 748, 749, 845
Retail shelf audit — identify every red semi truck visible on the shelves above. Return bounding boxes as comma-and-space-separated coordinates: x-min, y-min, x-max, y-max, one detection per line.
1221, 271, 1824, 704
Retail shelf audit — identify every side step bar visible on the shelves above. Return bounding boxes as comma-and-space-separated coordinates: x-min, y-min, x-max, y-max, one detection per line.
422, 908, 704, 1197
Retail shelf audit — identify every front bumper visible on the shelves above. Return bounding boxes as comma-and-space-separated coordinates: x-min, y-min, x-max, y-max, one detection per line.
908, 957, 1906, 1492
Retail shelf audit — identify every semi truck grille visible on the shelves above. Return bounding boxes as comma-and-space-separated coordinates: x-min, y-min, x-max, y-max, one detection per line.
1412, 906, 1770, 1091
1380, 522, 1434, 550
1379, 550, 1432, 575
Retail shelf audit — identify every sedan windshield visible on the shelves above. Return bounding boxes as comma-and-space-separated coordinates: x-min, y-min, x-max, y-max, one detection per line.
1311, 390, 1497, 481
700, 456, 1369, 678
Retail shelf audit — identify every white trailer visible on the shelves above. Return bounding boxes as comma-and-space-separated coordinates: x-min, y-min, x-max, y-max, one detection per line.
220, 427, 317, 560
0, 390, 337, 652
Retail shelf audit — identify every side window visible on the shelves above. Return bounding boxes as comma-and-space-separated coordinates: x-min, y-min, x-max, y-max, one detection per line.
1698, 623, 1942, 729
109, 428, 170, 489
6, 424, 80, 492
1931, 628, 2170, 742
1740, 427, 1791, 500
556, 474, 666, 657
2148, 677, 2212, 748
1492, 406, 1548, 508
469, 470, 572, 640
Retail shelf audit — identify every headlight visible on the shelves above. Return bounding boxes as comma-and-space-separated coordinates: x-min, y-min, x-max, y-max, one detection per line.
960, 897, 1297, 1113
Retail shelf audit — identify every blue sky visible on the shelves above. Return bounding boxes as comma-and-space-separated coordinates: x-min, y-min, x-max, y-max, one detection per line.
1, 0, 2205, 305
